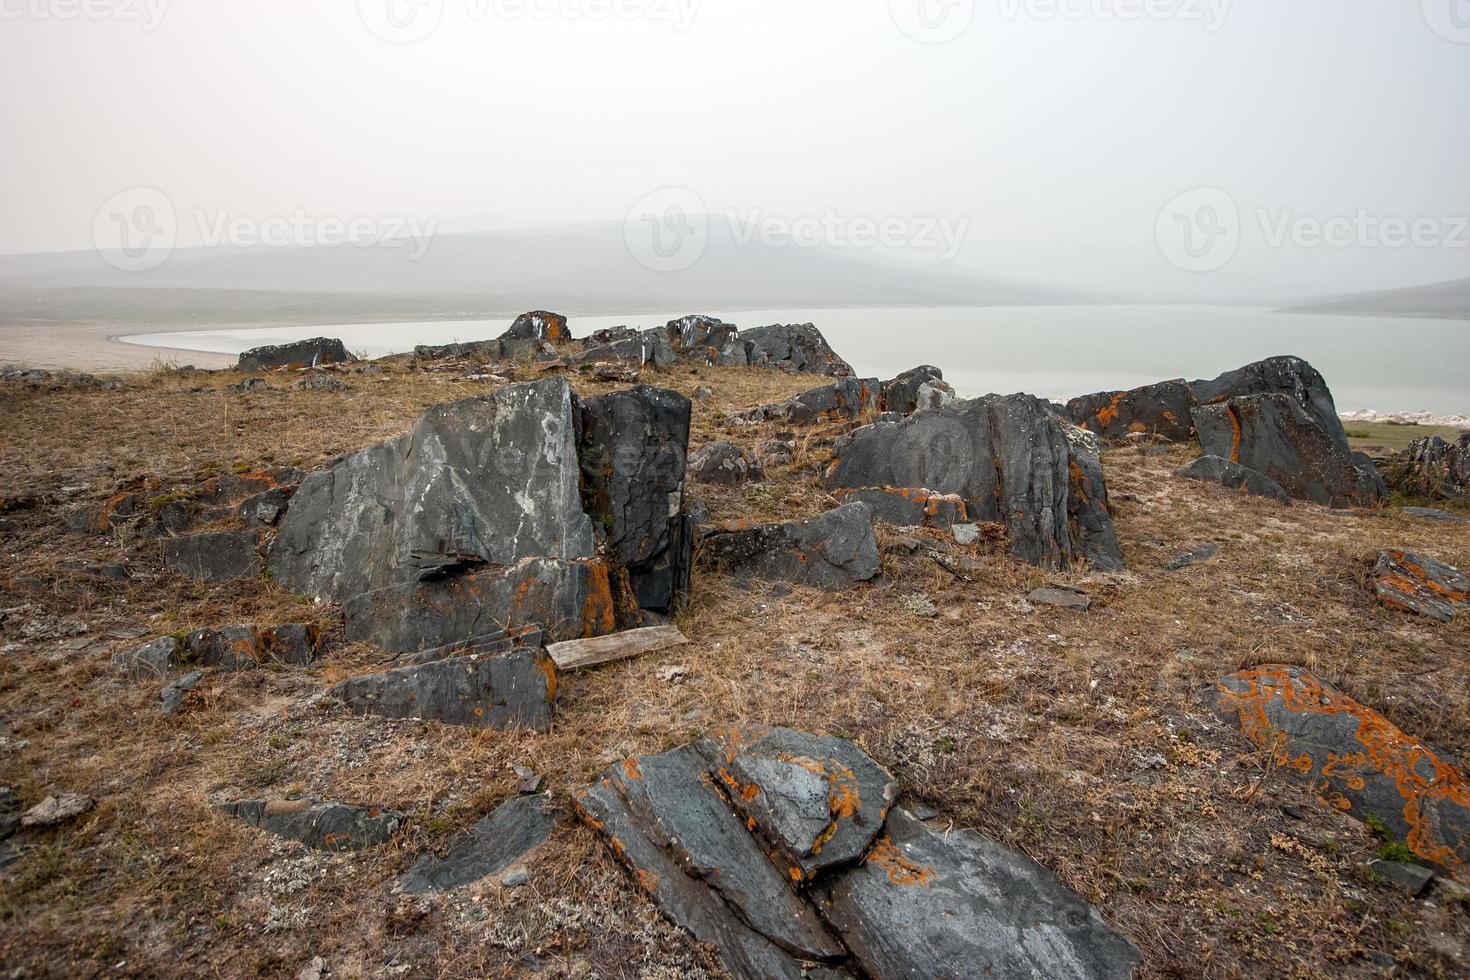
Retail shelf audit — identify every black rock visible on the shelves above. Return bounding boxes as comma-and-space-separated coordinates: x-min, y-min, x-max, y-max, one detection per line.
1193, 394, 1385, 507
813, 808, 1140, 980
183, 625, 261, 670
1401, 507, 1467, 524
740, 323, 855, 377
114, 636, 181, 679
689, 441, 764, 486
700, 503, 881, 588
238, 338, 354, 374
664, 315, 745, 365
1068, 379, 1197, 442
1062, 423, 1127, 572
832, 487, 969, 529
880, 366, 947, 416
1373, 550, 1468, 623
1177, 455, 1292, 503
218, 799, 404, 851
290, 373, 348, 393
1165, 542, 1221, 571
743, 379, 882, 425
1, 786, 23, 840
163, 531, 262, 582
330, 646, 557, 731
159, 671, 203, 714
399, 794, 559, 894
1389, 434, 1470, 500
259, 624, 322, 665
65, 492, 141, 535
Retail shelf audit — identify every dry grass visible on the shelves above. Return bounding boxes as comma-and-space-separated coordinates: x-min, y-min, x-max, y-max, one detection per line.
1, 363, 1468, 978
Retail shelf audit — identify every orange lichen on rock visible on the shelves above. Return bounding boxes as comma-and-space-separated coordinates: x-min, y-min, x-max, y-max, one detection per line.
865, 834, 937, 887
1215, 665, 1470, 879
579, 559, 619, 637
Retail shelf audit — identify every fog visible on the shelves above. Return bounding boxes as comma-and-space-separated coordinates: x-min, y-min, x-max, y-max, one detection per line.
2, 1, 1468, 303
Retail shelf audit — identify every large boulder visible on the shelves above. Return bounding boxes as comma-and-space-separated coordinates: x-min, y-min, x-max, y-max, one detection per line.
826, 394, 1124, 570
740, 323, 855, 377
238, 338, 354, 374
580, 387, 693, 616
1373, 550, 1468, 623
1213, 665, 1470, 880
503, 310, 571, 345
1177, 455, 1292, 503
664, 315, 746, 366
1193, 394, 1385, 507
699, 503, 881, 588
1192, 355, 1347, 451
575, 730, 1138, 980
571, 328, 676, 370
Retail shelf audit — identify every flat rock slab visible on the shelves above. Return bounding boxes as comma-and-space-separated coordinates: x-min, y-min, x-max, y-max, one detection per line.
1165, 543, 1221, 571
163, 531, 261, 582
833, 487, 968, 529
711, 727, 898, 881
21, 794, 95, 829
1177, 455, 1291, 503
219, 800, 404, 851
399, 795, 558, 894
330, 646, 557, 731
238, 338, 354, 373
1027, 587, 1093, 611
814, 807, 1140, 980
700, 503, 880, 589
1368, 859, 1436, 897
1374, 550, 1469, 623
1401, 507, 1467, 524
1214, 665, 1470, 880
689, 441, 763, 486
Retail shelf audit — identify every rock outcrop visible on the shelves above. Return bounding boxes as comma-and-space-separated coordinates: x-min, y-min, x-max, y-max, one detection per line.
832, 487, 969, 529
576, 728, 1139, 980
699, 503, 881, 588
218, 800, 405, 851
114, 623, 322, 679
689, 441, 764, 486
1373, 550, 1468, 623
740, 323, 855, 377
1387, 434, 1470, 500
1213, 665, 1470, 881
415, 311, 572, 363
825, 394, 1125, 570
1193, 394, 1385, 507
238, 338, 354, 374
741, 367, 955, 425
398, 794, 558, 894
1176, 455, 1292, 503
270, 378, 690, 653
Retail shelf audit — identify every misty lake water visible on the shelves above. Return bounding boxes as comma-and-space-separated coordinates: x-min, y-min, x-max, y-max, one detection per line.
120, 306, 1470, 416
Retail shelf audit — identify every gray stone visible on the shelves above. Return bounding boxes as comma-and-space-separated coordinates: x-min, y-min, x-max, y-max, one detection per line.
664, 315, 743, 365
1164, 542, 1221, 571
183, 625, 262, 670
163, 531, 262, 582
291, 373, 347, 392
114, 636, 181, 680
740, 323, 854, 377
1026, 587, 1093, 611
330, 646, 557, 731
744, 379, 882, 425
160, 671, 203, 714
20, 794, 95, 829
0, 786, 22, 840
1177, 455, 1292, 503
399, 794, 559, 894
1069, 379, 1197, 442
1368, 859, 1436, 897
833, 487, 969, 529
501, 867, 531, 887
712, 727, 898, 881
1373, 550, 1468, 623
238, 338, 354, 373
1192, 355, 1349, 452
880, 366, 946, 415
952, 524, 980, 546
1402, 507, 1467, 524
65, 492, 141, 535
700, 503, 880, 589
218, 800, 404, 851
1389, 434, 1470, 500
827, 394, 1123, 570
259, 624, 321, 665
1193, 394, 1385, 507
814, 808, 1140, 980
689, 441, 763, 486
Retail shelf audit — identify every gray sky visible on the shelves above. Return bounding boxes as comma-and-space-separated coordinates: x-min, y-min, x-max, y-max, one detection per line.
2, 0, 1468, 298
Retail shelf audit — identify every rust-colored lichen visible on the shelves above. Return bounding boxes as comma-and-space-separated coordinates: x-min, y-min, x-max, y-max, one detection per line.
865, 834, 936, 887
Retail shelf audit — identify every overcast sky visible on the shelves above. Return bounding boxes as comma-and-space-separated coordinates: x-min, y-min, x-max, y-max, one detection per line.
2, 0, 1467, 296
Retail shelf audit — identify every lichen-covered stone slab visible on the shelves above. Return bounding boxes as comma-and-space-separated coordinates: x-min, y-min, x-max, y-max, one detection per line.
65, 492, 141, 535
1213, 665, 1470, 879
699, 504, 880, 589
1062, 423, 1126, 572
218, 800, 404, 851
1373, 550, 1468, 623
163, 531, 262, 582
833, 487, 969, 529
826, 394, 1122, 570
710, 727, 898, 881
1068, 379, 1196, 442
271, 379, 596, 604
238, 338, 353, 373
1177, 455, 1292, 503
330, 646, 556, 731
341, 558, 617, 653
814, 807, 1140, 980
1193, 394, 1384, 507
399, 794, 558, 894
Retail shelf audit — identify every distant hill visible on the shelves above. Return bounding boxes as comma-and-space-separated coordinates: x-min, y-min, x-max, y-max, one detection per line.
0, 221, 1109, 326
1284, 276, 1470, 320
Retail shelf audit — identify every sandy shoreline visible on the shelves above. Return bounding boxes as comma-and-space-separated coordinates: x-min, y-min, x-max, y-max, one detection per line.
1, 321, 240, 374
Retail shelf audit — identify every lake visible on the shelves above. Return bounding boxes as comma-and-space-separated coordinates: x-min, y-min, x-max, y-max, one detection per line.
119, 305, 1470, 416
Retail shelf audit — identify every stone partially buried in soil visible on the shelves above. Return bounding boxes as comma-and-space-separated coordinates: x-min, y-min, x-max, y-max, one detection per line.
218, 800, 404, 851
699, 503, 880, 589
832, 487, 968, 529
330, 646, 557, 731
163, 531, 262, 582
1373, 550, 1469, 623
813, 807, 1140, 980
1026, 587, 1093, 611
398, 794, 559, 894
20, 794, 95, 829
688, 441, 763, 486
1213, 665, 1470, 880
1177, 455, 1292, 504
